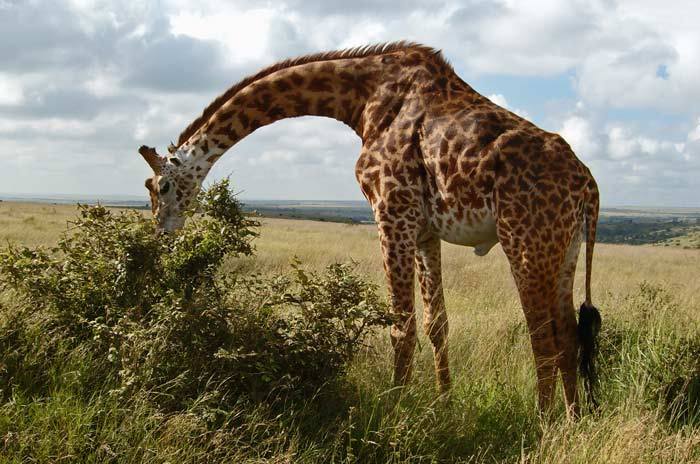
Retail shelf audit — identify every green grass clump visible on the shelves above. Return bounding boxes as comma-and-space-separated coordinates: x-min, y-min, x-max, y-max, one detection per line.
596, 282, 700, 426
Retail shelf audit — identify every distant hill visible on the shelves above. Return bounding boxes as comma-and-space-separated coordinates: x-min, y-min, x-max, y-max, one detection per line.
0, 193, 149, 208
241, 199, 374, 223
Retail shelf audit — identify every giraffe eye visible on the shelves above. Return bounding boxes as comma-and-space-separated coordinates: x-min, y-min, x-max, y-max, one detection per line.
160, 181, 170, 194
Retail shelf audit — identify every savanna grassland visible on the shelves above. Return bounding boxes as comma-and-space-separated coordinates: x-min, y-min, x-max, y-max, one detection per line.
1, 200, 700, 463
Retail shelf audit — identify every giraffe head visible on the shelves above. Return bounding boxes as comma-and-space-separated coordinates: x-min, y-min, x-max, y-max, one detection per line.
139, 145, 194, 233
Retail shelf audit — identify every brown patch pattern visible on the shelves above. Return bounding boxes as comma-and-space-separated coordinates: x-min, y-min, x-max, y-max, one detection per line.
140, 42, 600, 418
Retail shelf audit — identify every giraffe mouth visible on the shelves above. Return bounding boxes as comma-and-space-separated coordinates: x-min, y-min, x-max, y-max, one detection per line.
157, 215, 186, 234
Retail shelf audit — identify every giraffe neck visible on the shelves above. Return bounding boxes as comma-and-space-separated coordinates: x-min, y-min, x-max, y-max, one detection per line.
176, 57, 385, 169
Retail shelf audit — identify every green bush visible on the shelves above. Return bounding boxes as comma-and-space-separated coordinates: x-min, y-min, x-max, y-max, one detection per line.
0, 179, 391, 413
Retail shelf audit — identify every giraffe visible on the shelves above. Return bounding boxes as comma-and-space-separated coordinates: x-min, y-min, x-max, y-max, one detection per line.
138, 42, 602, 416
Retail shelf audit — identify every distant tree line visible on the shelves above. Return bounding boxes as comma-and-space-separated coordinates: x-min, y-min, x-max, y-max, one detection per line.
597, 217, 699, 245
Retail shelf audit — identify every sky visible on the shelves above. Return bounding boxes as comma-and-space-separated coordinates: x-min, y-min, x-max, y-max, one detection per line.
0, 0, 698, 206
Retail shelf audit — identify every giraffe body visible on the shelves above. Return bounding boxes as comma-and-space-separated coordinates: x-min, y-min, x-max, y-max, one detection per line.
139, 42, 601, 416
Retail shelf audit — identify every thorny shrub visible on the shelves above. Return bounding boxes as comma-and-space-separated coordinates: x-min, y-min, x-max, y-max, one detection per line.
0, 179, 391, 413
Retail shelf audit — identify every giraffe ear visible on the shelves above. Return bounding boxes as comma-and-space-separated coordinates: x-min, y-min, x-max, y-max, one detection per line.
138, 145, 165, 174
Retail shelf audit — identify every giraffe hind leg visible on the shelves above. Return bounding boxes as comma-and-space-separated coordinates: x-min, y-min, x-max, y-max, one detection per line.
557, 227, 584, 418
497, 219, 575, 415
416, 233, 451, 392
517, 276, 561, 414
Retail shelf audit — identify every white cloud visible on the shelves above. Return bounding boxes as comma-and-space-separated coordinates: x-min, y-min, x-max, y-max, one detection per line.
607, 125, 680, 160
622, 174, 643, 185
84, 73, 121, 98
0, 117, 95, 137
571, 1, 700, 112
555, 112, 699, 206
169, 8, 275, 64
559, 116, 600, 160
688, 118, 700, 143
487, 94, 529, 119
0, 74, 24, 105
608, 127, 637, 160
0, 0, 698, 206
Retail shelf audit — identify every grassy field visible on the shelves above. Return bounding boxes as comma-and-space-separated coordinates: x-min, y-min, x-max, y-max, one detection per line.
661, 229, 700, 249
1, 201, 700, 463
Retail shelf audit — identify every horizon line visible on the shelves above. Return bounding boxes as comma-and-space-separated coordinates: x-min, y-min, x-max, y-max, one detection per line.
1, 193, 699, 211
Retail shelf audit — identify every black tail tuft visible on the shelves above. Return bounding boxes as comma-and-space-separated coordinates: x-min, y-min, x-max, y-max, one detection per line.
578, 302, 602, 410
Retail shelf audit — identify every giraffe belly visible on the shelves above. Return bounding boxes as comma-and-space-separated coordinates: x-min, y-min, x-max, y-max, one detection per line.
431, 210, 499, 256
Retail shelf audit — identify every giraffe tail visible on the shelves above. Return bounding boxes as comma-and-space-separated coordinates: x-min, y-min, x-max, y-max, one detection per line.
578, 178, 602, 410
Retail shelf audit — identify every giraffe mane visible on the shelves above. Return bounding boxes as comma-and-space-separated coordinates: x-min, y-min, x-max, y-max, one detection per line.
175, 41, 445, 147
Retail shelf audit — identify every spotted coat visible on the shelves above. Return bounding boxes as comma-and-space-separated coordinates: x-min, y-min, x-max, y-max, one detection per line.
139, 42, 600, 416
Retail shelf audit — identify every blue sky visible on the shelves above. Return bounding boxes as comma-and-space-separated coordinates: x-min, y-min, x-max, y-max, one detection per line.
0, 0, 698, 206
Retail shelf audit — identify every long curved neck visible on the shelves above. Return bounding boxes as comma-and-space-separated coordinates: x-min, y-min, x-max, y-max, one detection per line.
180, 58, 383, 165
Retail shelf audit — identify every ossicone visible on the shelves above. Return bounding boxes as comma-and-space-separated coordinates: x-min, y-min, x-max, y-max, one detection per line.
138, 145, 165, 174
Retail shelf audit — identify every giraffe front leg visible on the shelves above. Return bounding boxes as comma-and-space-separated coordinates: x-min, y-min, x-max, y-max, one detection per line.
355, 140, 426, 388
416, 234, 451, 393
378, 224, 418, 386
